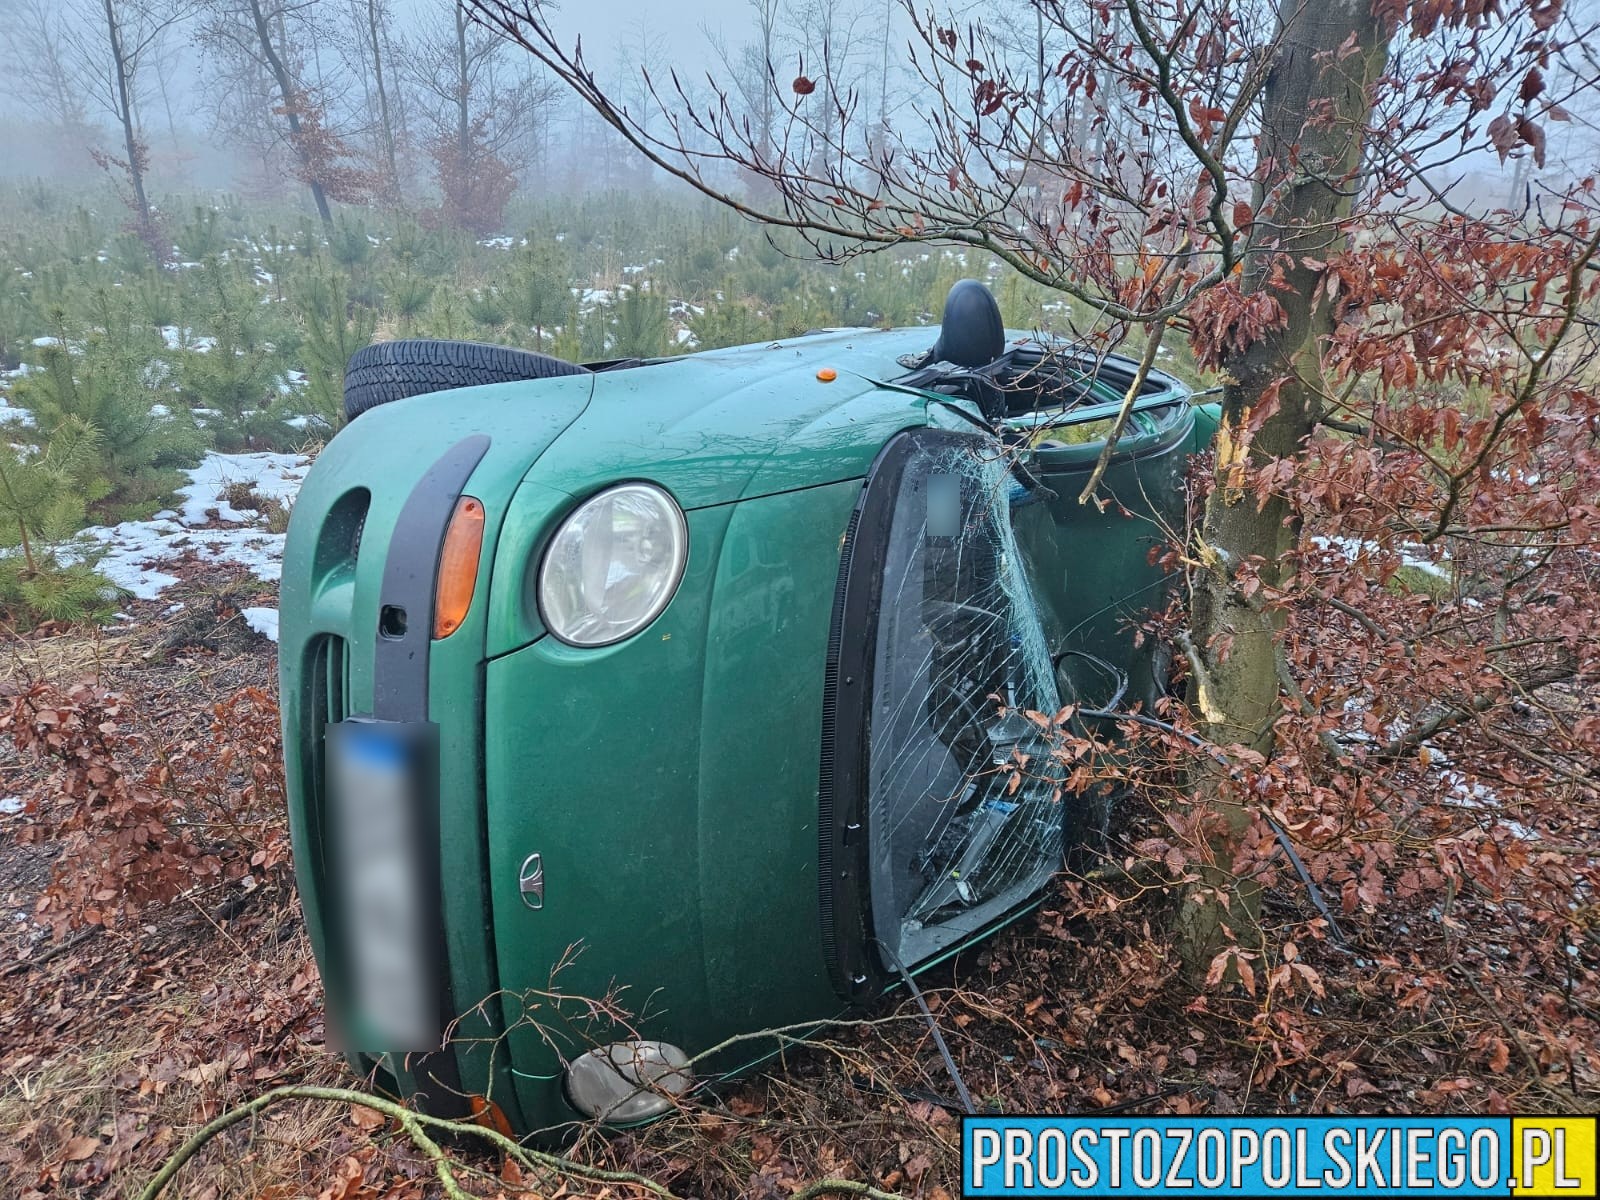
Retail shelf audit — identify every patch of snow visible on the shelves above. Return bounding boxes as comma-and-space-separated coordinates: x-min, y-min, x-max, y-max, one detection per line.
31, 336, 61, 348
1313, 534, 1451, 582
675, 329, 698, 347
575, 287, 615, 310
242, 606, 279, 642
160, 326, 217, 353
67, 451, 310, 600
0, 796, 23, 815
0, 403, 34, 426
177, 451, 308, 525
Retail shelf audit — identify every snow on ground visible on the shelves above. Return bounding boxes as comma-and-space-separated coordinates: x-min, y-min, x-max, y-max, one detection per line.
159, 326, 217, 353
1313, 534, 1451, 581
0, 797, 23, 816
177, 451, 306, 523
242, 606, 280, 642
0, 403, 34, 426
70, 451, 310, 601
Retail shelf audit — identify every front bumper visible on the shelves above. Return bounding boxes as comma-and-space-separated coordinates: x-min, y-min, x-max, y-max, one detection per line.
282, 379, 596, 1127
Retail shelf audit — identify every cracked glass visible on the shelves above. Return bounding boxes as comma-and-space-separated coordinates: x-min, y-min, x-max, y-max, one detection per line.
866, 435, 1067, 969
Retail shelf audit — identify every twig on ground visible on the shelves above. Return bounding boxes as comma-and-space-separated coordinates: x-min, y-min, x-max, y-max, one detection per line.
137, 1083, 914, 1200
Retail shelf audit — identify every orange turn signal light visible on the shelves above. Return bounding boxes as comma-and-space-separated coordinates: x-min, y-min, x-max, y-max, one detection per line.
468, 1095, 515, 1137
434, 496, 485, 638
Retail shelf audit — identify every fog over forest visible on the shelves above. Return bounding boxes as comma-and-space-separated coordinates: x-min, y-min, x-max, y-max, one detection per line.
3, 0, 1594, 218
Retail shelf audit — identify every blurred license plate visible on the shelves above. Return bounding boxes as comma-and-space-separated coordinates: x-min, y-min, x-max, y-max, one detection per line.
327, 720, 439, 1051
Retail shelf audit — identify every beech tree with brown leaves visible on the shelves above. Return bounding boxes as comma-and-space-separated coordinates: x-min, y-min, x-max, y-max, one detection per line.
407, 0, 550, 235
200, 0, 372, 223
468, 0, 1600, 990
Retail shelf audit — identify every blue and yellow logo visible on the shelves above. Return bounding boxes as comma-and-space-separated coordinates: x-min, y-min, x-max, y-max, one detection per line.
961, 1115, 1598, 1197
1513, 1118, 1596, 1197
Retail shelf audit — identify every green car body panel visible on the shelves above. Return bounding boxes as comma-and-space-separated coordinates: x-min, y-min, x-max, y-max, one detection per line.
279, 325, 1216, 1133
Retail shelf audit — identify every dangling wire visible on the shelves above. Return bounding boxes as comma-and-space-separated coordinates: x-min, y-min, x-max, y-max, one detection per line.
1079, 706, 1353, 949
873, 939, 979, 1115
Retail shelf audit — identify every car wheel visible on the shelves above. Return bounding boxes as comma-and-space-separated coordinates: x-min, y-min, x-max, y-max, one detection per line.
342, 339, 591, 421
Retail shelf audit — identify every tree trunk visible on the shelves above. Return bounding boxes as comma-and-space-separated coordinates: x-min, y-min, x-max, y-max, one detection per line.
367, 0, 400, 197
102, 0, 154, 247
1179, 0, 1392, 976
248, 0, 333, 224
454, 2, 472, 169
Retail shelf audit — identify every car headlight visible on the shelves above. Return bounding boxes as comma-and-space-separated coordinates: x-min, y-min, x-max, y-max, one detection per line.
537, 483, 688, 646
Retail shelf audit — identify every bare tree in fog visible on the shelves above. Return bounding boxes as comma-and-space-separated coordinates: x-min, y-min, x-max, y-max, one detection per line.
200, 0, 370, 223
69, 0, 195, 253
336, 0, 407, 201
407, 0, 548, 233
706, 0, 781, 189
2, 0, 191, 249
4, 0, 91, 136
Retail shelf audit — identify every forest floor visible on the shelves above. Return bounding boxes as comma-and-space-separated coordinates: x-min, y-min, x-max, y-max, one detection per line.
1, 561, 1594, 1199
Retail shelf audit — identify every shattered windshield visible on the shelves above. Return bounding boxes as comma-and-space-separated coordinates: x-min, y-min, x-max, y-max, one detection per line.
865, 434, 1067, 969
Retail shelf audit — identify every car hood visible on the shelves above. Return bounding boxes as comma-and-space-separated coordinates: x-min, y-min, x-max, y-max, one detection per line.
522, 327, 940, 510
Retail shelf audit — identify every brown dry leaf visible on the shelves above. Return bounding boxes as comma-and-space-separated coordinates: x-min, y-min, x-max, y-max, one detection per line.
903, 1151, 933, 1182
349, 1103, 386, 1131
727, 1090, 764, 1117
318, 1154, 378, 1200
1488, 1038, 1511, 1073
60, 1136, 98, 1162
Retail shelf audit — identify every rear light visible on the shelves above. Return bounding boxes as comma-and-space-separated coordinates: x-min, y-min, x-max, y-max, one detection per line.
434, 497, 485, 638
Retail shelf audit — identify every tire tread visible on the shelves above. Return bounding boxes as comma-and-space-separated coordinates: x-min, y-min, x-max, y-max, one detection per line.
343, 339, 589, 421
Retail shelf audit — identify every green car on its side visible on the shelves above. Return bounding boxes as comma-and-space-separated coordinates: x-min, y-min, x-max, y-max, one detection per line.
279, 284, 1218, 1135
